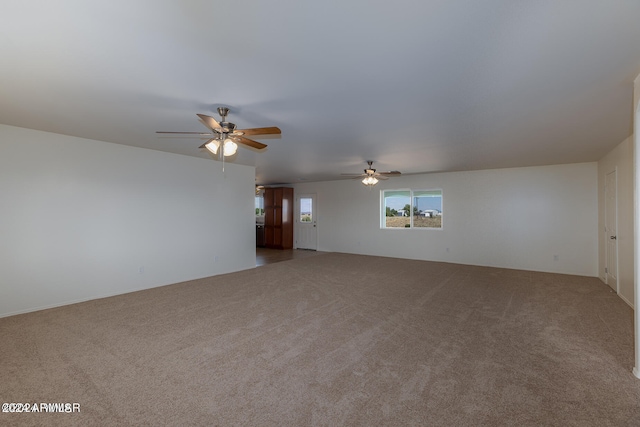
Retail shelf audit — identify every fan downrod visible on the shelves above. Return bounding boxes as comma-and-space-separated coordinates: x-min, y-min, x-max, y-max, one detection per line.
365, 160, 376, 174
216, 107, 235, 133
217, 107, 230, 121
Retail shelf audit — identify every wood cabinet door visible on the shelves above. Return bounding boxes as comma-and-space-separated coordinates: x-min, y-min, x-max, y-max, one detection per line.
264, 225, 275, 248
273, 207, 282, 227
264, 189, 275, 227
273, 188, 283, 207
272, 227, 283, 248
264, 188, 275, 208
265, 208, 275, 227
262, 187, 293, 249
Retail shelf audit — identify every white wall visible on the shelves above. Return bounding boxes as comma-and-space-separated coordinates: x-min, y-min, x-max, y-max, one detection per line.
0, 125, 256, 317
293, 163, 598, 276
598, 136, 634, 306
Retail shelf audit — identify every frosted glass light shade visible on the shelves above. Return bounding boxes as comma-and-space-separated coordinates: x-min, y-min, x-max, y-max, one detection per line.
362, 176, 379, 186
223, 139, 238, 156
205, 139, 238, 156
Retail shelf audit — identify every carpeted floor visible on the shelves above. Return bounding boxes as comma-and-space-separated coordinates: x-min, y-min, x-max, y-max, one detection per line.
1, 252, 639, 426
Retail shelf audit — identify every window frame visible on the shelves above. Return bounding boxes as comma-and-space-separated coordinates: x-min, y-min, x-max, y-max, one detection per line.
380, 188, 443, 230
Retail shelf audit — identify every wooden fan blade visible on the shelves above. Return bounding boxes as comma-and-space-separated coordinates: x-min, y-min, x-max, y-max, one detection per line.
237, 126, 281, 136
198, 138, 216, 149
378, 171, 401, 176
376, 175, 390, 180
340, 173, 366, 177
233, 135, 267, 150
156, 131, 212, 135
196, 114, 222, 131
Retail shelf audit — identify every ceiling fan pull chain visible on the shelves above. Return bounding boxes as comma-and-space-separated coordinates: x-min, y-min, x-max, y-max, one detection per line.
221, 136, 225, 172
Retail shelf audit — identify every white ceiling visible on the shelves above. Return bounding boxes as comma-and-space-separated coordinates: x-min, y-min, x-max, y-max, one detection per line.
2, 1, 640, 185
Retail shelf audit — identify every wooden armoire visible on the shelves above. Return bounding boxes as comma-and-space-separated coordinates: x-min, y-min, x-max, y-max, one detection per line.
263, 187, 294, 249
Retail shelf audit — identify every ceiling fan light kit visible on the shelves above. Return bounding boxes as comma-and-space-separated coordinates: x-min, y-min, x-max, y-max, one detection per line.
362, 176, 379, 186
341, 161, 401, 187
205, 138, 238, 157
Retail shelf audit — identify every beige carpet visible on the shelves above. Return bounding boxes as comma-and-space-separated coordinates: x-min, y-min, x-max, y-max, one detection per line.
1, 253, 639, 426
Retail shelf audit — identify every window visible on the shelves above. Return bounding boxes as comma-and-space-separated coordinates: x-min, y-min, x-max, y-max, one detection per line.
299, 197, 313, 222
382, 189, 442, 229
413, 190, 442, 228
255, 196, 264, 217
383, 190, 411, 228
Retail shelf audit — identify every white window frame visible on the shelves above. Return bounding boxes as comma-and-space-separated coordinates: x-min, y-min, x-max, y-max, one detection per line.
380, 188, 443, 230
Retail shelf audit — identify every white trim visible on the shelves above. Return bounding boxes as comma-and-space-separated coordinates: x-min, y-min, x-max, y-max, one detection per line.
604, 168, 619, 293
632, 73, 640, 379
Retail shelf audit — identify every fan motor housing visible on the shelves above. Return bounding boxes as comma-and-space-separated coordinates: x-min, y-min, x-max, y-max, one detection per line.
218, 121, 236, 133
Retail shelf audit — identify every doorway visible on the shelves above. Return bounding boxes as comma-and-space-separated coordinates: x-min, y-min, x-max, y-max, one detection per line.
296, 194, 317, 250
605, 169, 618, 292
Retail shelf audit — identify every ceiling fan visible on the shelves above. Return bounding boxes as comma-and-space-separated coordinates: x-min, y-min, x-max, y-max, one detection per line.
156, 107, 281, 163
341, 161, 401, 186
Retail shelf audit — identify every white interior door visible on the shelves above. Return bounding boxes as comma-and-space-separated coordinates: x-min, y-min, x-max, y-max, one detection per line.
296, 194, 317, 250
605, 170, 618, 292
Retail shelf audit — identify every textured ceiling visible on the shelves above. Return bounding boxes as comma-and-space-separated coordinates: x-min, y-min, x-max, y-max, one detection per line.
1, 0, 640, 185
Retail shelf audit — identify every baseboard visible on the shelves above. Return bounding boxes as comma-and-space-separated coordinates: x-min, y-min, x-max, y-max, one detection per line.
0, 285, 163, 319
619, 293, 634, 309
